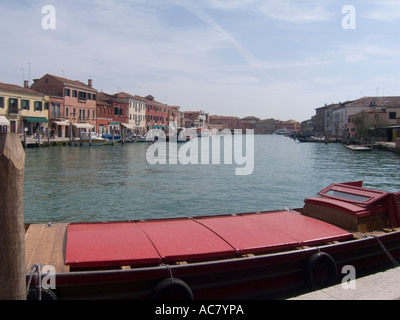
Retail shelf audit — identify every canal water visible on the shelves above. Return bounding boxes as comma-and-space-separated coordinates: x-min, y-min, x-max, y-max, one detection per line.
23, 134, 400, 223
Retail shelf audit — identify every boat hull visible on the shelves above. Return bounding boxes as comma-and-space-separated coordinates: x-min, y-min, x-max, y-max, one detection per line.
80, 139, 105, 146
29, 231, 400, 300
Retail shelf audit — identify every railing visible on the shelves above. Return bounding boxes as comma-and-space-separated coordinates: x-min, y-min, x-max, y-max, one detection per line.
51, 112, 65, 119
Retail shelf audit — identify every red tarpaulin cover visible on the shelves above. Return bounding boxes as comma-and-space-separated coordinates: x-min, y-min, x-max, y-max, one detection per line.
65, 211, 353, 268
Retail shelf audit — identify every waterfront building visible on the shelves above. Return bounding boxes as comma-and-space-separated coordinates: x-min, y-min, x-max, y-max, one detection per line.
168, 105, 183, 128
311, 97, 400, 141
115, 92, 147, 135
208, 115, 242, 131
254, 118, 276, 134
346, 97, 400, 142
316, 102, 360, 139
314, 104, 328, 136
0, 81, 49, 134
96, 92, 129, 135
30, 74, 97, 138
300, 119, 313, 133
145, 95, 168, 130
184, 110, 209, 129
275, 120, 299, 132
96, 93, 113, 135
241, 116, 259, 128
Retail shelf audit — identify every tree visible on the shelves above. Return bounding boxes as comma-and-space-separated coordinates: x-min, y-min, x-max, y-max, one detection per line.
351, 110, 373, 140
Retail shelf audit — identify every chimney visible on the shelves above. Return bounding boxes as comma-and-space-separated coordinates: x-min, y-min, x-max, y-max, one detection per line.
24, 80, 29, 88
88, 79, 93, 88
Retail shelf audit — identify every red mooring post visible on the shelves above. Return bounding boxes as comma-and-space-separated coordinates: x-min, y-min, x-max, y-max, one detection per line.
0, 133, 26, 300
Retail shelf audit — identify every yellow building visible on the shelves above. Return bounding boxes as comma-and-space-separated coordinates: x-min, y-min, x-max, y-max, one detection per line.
0, 81, 49, 134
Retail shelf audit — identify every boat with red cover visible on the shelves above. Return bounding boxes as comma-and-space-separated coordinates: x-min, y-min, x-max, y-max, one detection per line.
25, 182, 400, 300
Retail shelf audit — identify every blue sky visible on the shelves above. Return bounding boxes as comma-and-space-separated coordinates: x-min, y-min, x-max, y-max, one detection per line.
1, 0, 400, 122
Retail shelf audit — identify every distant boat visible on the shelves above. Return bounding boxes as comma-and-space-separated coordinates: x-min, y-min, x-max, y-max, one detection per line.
275, 127, 291, 135
346, 145, 373, 151
80, 133, 106, 146
196, 128, 210, 137
297, 136, 326, 143
296, 133, 335, 143
124, 133, 147, 143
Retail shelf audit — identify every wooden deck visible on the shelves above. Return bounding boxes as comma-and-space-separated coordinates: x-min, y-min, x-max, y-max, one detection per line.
25, 223, 69, 274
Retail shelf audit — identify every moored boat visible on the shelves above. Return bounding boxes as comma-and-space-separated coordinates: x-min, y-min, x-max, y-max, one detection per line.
25, 182, 400, 300
296, 133, 335, 143
101, 133, 121, 144
196, 127, 210, 137
80, 132, 106, 146
346, 145, 373, 151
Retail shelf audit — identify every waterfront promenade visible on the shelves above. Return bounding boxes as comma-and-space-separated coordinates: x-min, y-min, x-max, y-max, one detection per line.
290, 266, 400, 300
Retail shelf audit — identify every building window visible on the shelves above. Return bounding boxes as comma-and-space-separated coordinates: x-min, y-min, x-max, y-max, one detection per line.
73, 90, 77, 98
87, 93, 91, 100
21, 99, 30, 110
0, 96, 4, 108
78, 91, 87, 101
52, 103, 61, 118
9, 98, 18, 114
79, 109, 85, 121
87, 109, 90, 119
34, 101, 43, 111
93, 110, 95, 119
389, 112, 397, 120
64, 88, 71, 97
66, 107, 69, 117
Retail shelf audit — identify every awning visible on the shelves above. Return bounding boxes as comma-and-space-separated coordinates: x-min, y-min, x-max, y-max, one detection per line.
0, 116, 10, 126
53, 120, 70, 126
121, 123, 135, 129
72, 123, 94, 129
109, 122, 120, 126
24, 116, 49, 123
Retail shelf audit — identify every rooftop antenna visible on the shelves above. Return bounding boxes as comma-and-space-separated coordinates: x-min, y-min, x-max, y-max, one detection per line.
20, 68, 25, 82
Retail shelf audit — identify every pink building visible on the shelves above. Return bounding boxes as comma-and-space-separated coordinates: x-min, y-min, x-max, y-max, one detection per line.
31, 74, 98, 137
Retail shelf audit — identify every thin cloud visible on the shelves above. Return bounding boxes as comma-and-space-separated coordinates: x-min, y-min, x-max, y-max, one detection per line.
175, 0, 276, 81
257, 0, 335, 23
363, 1, 400, 22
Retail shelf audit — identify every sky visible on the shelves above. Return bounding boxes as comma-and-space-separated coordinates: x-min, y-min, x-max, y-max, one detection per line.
1, 0, 400, 122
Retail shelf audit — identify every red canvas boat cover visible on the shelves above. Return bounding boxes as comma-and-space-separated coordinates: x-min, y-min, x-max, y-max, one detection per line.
137, 219, 237, 263
65, 211, 353, 268
196, 211, 352, 254
65, 222, 162, 268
